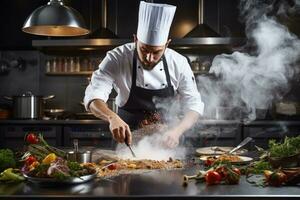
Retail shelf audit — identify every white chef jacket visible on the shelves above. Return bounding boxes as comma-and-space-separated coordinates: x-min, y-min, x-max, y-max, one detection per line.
84, 43, 204, 115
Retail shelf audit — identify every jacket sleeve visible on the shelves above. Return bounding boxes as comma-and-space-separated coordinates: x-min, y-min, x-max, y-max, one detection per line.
177, 57, 205, 115
83, 51, 119, 111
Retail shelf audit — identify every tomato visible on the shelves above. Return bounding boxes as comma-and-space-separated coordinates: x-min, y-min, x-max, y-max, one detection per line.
25, 155, 37, 166
225, 168, 241, 185
233, 168, 241, 175
25, 133, 39, 144
215, 166, 226, 179
264, 170, 287, 187
204, 158, 215, 167
107, 163, 117, 170
205, 170, 222, 185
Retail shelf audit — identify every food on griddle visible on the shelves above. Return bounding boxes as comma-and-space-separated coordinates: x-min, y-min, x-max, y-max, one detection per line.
97, 158, 183, 177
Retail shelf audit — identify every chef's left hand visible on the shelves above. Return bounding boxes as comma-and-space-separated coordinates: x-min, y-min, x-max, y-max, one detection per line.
161, 129, 182, 148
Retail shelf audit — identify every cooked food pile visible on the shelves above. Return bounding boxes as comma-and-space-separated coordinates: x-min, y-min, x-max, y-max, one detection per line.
204, 154, 242, 166
97, 157, 183, 177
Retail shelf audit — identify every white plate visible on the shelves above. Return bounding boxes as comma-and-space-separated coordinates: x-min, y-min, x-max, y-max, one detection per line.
199, 155, 253, 165
196, 146, 247, 156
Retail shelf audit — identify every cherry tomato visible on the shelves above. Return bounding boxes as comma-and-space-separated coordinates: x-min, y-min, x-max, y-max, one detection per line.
233, 168, 241, 175
25, 155, 37, 166
205, 170, 222, 185
204, 158, 215, 167
107, 163, 117, 170
215, 166, 226, 179
264, 170, 287, 187
25, 133, 39, 144
225, 168, 241, 185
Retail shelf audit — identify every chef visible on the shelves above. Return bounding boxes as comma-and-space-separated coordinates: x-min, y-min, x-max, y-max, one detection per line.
84, 1, 204, 148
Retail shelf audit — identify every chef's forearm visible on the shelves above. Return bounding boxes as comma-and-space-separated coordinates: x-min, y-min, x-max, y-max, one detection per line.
89, 99, 118, 122
176, 110, 200, 134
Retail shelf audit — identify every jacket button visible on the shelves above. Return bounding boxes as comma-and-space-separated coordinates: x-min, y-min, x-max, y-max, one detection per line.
145, 84, 148, 87
161, 83, 165, 87
160, 68, 163, 71
138, 66, 141, 69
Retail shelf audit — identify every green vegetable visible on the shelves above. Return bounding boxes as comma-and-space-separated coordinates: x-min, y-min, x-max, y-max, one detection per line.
246, 161, 272, 174
0, 149, 16, 172
0, 168, 25, 182
52, 171, 70, 181
269, 136, 300, 158
67, 161, 82, 171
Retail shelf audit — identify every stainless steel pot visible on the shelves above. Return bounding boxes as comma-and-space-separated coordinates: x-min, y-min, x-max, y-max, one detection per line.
66, 150, 92, 163
4, 91, 54, 119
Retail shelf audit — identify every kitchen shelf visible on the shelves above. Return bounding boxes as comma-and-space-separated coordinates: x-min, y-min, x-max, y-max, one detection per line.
45, 71, 93, 76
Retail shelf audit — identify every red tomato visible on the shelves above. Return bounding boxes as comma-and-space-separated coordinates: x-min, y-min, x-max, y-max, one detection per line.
233, 168, 241, 175
204, 158, 215, 167
25, 133, 39, 144
215, 166, 227, 179
107, 163, 117, 170
205, 170, 222, 185
25, 155, 37, 166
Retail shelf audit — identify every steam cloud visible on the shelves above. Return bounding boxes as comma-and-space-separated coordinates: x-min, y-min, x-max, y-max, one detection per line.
116, 133, 186, 160
198, 0, 300, 121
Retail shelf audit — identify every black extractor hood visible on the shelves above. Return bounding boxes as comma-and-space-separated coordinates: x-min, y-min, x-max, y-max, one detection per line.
88, 0, 117, 38
184, 0, 220, 37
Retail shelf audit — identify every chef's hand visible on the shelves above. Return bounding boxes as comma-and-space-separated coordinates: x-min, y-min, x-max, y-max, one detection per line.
161, 129, 182, 148
108, 115, 132, 144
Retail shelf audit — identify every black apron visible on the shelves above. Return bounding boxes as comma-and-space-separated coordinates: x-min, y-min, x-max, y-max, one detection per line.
118, 50, 175, 128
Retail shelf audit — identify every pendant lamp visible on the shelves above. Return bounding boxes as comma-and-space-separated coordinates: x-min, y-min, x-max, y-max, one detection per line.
22, 0, 90, 37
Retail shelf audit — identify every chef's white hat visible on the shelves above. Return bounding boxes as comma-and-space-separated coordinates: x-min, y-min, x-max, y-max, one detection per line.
137, 1, 176, 46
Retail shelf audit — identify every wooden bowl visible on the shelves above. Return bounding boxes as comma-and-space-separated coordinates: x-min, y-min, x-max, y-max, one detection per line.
269, 153, 300, 168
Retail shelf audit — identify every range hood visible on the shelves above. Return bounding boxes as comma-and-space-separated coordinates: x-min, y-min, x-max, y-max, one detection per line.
184, 0, 220, 37
88, 0, 117, 38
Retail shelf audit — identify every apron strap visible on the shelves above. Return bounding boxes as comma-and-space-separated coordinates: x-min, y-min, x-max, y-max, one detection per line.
162, 55, 172, 88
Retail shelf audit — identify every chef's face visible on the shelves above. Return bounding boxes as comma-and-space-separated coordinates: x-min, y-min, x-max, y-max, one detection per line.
134, 35, 171, 70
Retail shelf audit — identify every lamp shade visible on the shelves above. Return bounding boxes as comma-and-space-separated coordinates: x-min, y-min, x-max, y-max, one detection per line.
22, 0, 90, 37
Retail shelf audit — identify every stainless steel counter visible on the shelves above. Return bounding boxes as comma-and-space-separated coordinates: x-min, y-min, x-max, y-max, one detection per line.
0, 166, 298, 199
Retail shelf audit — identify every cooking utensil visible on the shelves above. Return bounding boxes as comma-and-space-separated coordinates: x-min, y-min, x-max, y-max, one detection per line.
228, 137, 253, 154
125, 135, 136, 158
66, 139, 92, 163
3, 91, 55, 119
44, 109, 65, 120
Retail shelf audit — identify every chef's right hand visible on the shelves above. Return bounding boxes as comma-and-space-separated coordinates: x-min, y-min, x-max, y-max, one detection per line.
108, 115, 132, 144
